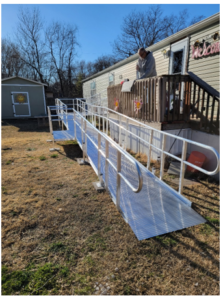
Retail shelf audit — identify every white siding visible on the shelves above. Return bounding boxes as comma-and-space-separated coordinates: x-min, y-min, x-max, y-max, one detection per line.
83, 22, 219, 101
83, 47, 170, 99
188, 22, 220, 93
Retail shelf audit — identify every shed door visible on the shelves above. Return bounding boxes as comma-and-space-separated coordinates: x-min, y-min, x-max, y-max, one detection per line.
11, 92, 31, 117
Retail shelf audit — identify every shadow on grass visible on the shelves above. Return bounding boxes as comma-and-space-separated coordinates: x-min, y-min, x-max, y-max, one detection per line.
151, 230, 219, 281
2, 119, 50, 133
57, 142, 84, 162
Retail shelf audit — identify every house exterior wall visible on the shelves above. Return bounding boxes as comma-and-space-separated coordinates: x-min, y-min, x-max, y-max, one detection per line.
188, 22, 220, 93
83, 46, 171, 100
2, 80, 46, 118
83, 17, 219, 105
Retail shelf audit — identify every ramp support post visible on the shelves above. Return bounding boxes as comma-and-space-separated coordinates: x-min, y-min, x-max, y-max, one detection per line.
73, 111, 76, 139
179, 140, 188, 194
124, 118, 129, 150
97, 133, 101, 177
116, 151, 121, 212
106, 116, 108, 136
92, 132, 105, 192
119, 115, 122, 145
160, 133, 166, 180
147, 129, 153, 169
103, 108, 105, 133
105, 140, 109, 190
81, 118, 83, 145
47, 107, 53, 134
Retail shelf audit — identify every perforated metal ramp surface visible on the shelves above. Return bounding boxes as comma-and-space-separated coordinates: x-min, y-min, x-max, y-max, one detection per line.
52, 114, 75, 141
52, 114, 206, 241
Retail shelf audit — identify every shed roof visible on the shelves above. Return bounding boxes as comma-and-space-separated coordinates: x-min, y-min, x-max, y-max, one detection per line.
1, 76, 48, 86
82, 12, 220, 83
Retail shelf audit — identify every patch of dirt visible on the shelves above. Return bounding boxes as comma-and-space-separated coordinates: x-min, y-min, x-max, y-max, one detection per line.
1, 120, 219, 295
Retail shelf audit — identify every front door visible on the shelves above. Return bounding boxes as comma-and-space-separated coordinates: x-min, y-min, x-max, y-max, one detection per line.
11, 92, 31, 117
169, 38, 189, 112
169, 37, 189, 75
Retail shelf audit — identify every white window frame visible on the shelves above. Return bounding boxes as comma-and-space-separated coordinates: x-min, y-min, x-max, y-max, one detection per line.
169, 37, 189, 75
90, 81, 96, 97
169, 37, 189, 113
11, 91, 31, 117
108, 73, 115, 86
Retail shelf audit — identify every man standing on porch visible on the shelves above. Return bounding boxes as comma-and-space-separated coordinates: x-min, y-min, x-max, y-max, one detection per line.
136, 47, 156, 79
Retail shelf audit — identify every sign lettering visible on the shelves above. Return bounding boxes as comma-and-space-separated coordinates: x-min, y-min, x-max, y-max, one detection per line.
191, 41, 220, 59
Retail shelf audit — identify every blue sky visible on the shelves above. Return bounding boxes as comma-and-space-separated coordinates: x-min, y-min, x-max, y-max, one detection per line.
1, 3, 220, 63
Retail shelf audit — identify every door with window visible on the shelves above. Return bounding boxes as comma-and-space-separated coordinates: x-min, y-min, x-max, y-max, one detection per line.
169, 38, 189, 112
11, 92, 31, 117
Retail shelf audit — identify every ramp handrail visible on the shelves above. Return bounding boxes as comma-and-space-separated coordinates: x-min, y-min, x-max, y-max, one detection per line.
72, 98, 220, 195
74, 109, 143, 194
47, 103, 144, 213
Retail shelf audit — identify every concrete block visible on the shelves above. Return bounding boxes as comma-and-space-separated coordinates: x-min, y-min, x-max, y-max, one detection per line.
93, 181, 105, 192
76, 158, 90, 165
167, 161, 181, 176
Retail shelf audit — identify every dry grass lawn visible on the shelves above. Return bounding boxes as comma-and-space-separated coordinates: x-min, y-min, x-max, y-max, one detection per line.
1, 119, 219, 295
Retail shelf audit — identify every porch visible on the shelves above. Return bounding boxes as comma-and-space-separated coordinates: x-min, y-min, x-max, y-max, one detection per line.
107, 74, 220, 135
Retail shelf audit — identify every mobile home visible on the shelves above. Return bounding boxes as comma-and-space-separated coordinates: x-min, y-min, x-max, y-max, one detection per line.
82, 13, 220, 178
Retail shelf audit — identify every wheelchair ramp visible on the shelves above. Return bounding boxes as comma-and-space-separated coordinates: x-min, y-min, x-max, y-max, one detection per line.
74, 115, 205, 240
48, 107, 207, 241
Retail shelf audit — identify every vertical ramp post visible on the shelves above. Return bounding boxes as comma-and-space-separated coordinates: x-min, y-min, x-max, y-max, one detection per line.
81, 118, 83, 146
92, 132, 105, 191
83, 119, 87, 160
118, 114, 122, 145
138, 124, 141, 154
73, 111, 76, 139
99, 108, 101, 131
66, 105, 68, 128
105, 140, 109, 190
106, 117, 108, 136
147, 129, 153, 170
98, 133, 102, 178
179, 140, 187, 195
93, 107, 95, 127
103, 108, 105, 133
124, 118, 129, 150
160, 133, 166, 180
82, 101, 84, 115
62, 106, 64, 130
47, 107, 52, 134
116, 151, 121, 212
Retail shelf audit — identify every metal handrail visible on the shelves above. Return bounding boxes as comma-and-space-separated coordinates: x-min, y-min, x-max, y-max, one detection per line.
72, 99, 220, 196
74, 109, 143, 194
50, 98, 219, 199
48, 104, 143, 203
76, 100, 220, 172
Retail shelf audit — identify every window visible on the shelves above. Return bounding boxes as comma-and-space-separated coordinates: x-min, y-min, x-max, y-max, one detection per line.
90, 81, 96, 97
109, 73, 114, 86
172, 50, 183, 74
12, 93, 28, 104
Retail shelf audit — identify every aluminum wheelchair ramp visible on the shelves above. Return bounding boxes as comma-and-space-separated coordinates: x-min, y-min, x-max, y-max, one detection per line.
47, 101, 220, 241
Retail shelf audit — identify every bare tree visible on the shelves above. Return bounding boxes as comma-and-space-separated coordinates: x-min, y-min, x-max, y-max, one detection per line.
1, 38, 24, 77
93, 55, 119, 73
165, 9, 205, 36
16, 6, 47, 82
73, 55, 120, 80
112, 5, 205, 59
45, 21, 79, 96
